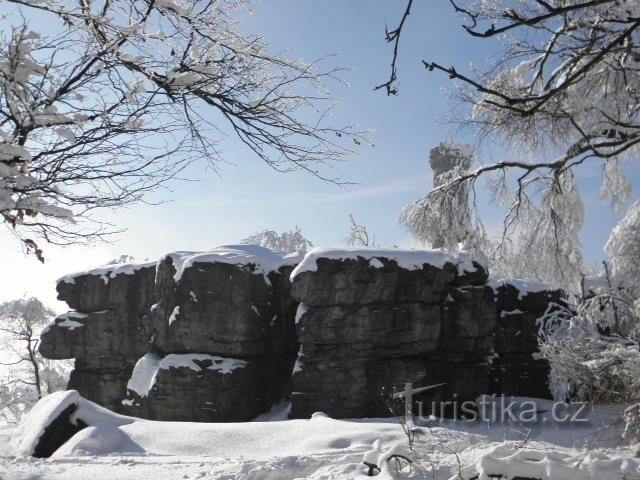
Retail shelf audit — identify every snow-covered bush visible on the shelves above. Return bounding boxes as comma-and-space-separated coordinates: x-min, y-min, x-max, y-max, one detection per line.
0, 298, 71, 424
344, 214, 377, 247
605, 199, 640, 293
539, 285, 640, 443
240, 226, 313, 254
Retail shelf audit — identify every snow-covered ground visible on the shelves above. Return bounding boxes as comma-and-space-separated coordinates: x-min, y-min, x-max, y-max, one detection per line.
0, 394, 638, 480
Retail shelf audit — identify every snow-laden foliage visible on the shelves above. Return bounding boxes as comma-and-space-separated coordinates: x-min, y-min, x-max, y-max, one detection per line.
0, 1, 365, 254
240, 226, 313, 254
490, 171, 586, 290
605, 199, 640, 290
539, 282, 640, 442
389, 1, 640, 291
0, 298, 71, 424
540, 306, 640, 404
401, 141, 486, 254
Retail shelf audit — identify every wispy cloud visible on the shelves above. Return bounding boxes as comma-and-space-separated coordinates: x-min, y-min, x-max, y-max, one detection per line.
267, 176, 432, 208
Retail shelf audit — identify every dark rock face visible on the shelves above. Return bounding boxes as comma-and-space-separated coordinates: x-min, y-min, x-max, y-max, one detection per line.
40, 265, 155, 412
41, 246, 299, 420
290, 256, 499, 419
123, 354, 292, 422
150, 260, 298, 356
32, 403, 87, 458
40, 247, 565, 422
489, 282, 566, 399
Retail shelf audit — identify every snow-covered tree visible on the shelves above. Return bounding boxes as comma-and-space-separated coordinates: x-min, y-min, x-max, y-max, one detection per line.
381, 1, 639, 289
241, 226, 313, 254
605, 199, 640, 290
345, 214, 377, 247
400, 141, 485, 253
0, 298, 70, 423
0, 1, 366, 257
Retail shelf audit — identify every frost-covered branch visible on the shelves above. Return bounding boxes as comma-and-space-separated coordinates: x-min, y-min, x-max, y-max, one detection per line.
344, 213, 377, 247
388, 1, 640, 288
0, 0, 367, 255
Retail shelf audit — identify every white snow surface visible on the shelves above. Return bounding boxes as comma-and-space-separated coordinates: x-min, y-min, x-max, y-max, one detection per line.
126, 353, 248, 398
57, 259, 156, 285
41, 311, 87, 335
2, 393, 638, 479
295, 302, 308, 325
167, 306, 180, 326
160, 244, 303, 282
290, 246, 484, 280
159, 354, 248, 374
2, 392, 639, 479
51, 423, 144, 458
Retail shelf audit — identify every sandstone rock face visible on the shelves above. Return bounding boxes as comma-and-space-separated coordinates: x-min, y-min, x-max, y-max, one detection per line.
289, 250, 498, 419
150, 257, 298, 356
40, 263, 156, 412
40, 245, 565, 422
41, 246, 300, 420
489, 280, 566, 399
122, 353, 290, 422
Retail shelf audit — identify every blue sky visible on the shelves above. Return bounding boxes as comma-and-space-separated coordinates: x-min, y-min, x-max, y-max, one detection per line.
1, 1, 638, 309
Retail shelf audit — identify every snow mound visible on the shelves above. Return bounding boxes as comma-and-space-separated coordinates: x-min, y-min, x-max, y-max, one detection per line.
72, 397, 133, 428
11, 390, 80, 456
160, 244, 303, 282
11, 391, 135, 457
459, 443, 640, 480
57, 258, 156, 285
290, 246, 484, 280
51, 423, 144, 457
127, 353, 249, 398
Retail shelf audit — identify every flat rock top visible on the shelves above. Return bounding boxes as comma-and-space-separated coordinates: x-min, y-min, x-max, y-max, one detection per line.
57, 260, 157, 285
159, 244, 303, 281
290, 246, 486, 280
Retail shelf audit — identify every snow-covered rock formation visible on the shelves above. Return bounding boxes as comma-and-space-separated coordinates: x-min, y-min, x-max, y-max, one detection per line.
39, 245, 565, 422
41, 245, 300, 421
289, 248, 564, 418
39, 261, 157, 412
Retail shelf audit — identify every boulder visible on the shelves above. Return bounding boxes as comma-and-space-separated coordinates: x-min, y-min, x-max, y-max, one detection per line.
67, 359, 138, 413
489, 279, 568, 399
297, 302, 442, 359
289, 248, 565, 419
41, 261, 157, 414
291, 256, 457, 307
41, 246, 301, 421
